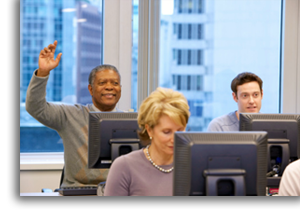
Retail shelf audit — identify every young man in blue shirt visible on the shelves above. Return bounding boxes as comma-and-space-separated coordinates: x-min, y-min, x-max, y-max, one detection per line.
207, 72, 263, 131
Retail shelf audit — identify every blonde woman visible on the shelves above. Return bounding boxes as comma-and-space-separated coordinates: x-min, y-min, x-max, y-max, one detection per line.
104, 87, 190, 196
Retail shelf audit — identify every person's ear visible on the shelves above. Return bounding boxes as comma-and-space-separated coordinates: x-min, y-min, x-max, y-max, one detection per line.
88, 84, 93, 96
232, 92, 238, 103
261, 89, 263, 99
145, 124, 152, 138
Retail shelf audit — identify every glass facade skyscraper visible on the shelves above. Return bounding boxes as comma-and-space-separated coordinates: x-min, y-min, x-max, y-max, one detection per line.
20, 0, 103, 152
21, 0, 63, 103
21, 0, 102, 104
160, 0, 212, 131
159, 0, 281, 131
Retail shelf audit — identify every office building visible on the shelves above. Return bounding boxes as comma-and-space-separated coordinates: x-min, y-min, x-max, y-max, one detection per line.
20, 0, 102, 152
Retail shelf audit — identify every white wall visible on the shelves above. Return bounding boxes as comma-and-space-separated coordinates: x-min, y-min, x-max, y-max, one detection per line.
20, 170, 62, 193
20, 153, 64, 193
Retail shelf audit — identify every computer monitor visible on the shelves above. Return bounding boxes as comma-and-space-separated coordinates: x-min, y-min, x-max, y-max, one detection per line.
88, 112, 140, 169
173, 131, 268, 196
239, 113, 300, 177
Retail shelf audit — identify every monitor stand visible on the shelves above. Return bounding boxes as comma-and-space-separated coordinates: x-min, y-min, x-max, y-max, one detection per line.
267, 138, 290, 177
110, 139, 140, 162
203, 169, 246, 196
267, 176, 281, 188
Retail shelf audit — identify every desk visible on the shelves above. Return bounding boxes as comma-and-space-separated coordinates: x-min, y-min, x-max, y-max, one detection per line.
20, 192, 97, 196
20, 192, 61, 196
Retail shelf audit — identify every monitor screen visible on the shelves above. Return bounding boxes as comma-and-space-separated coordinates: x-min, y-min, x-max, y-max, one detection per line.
173, 131, 268, 196
88, 112, 140, 169
239, 113, 300, 176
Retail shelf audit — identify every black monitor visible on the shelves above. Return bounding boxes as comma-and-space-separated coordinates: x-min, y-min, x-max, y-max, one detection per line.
173, 131, 268, 196
239, 113, 300, 177
88, 112, 140, 169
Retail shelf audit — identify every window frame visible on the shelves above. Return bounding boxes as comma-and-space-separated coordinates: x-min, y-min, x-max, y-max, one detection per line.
281, 0, 300, 113
137, 0, 160, 108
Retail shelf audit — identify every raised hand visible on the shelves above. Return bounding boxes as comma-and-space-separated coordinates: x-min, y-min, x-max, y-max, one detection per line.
37, 40, 62, 77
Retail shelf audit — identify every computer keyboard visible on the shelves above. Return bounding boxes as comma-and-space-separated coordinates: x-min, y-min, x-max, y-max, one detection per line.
58, 186, 98, 196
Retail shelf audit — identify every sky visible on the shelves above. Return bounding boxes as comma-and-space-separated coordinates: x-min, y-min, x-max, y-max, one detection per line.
161, 0, 174, 15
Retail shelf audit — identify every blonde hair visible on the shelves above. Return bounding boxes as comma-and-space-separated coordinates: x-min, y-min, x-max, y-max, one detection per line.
137, 87, 190, 145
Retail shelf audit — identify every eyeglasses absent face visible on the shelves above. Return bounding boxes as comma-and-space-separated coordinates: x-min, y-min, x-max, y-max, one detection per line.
233, 81, 263, 114
88, 69, 121, 111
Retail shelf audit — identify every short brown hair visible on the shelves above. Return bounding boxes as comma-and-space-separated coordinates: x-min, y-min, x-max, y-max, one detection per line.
231, 72, 263, 96
137, 87, 190, 145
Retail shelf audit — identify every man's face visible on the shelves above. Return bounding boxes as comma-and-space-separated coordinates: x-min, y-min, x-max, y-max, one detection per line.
88, 69, 121, 111
233, 81, 263, 116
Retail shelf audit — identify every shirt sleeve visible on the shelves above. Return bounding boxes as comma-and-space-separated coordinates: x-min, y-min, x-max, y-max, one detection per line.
104, 156, 131, 196
25, 70, 81, 131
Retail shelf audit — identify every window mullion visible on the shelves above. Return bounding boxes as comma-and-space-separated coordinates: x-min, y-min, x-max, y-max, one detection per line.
137, 0, 160, 109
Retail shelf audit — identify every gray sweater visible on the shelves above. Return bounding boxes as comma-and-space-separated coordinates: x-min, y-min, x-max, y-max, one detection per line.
25, 70, 119, 187
207, 111, 239, 131
104, 149, 173, 196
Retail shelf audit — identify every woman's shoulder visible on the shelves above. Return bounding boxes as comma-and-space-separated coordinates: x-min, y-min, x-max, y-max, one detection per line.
122, 148, 145, 161
113, 148, 145, 165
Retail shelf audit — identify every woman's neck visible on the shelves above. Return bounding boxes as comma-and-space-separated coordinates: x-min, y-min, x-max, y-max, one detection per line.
144, 145, 173, 166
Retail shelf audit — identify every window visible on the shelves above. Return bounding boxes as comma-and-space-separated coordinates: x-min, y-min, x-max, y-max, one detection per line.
20, 0, 104, 153
20, 0, 133, 155
156, 0, 283, 131
177, 0, 203, 14
173, 49, 203, 65
131, 0, 139, 112
172, 74, 203, 91
20, 0, 300, 155
173, 23, 203, 40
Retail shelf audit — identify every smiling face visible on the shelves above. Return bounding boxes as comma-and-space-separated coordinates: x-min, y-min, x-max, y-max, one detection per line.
88, 69, 121, 111
233, 81, 263, 119
146, 114, 185, 163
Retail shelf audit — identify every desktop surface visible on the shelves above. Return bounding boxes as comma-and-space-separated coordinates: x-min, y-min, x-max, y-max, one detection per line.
20, 191, 97, 196
20, 192, 61, 196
